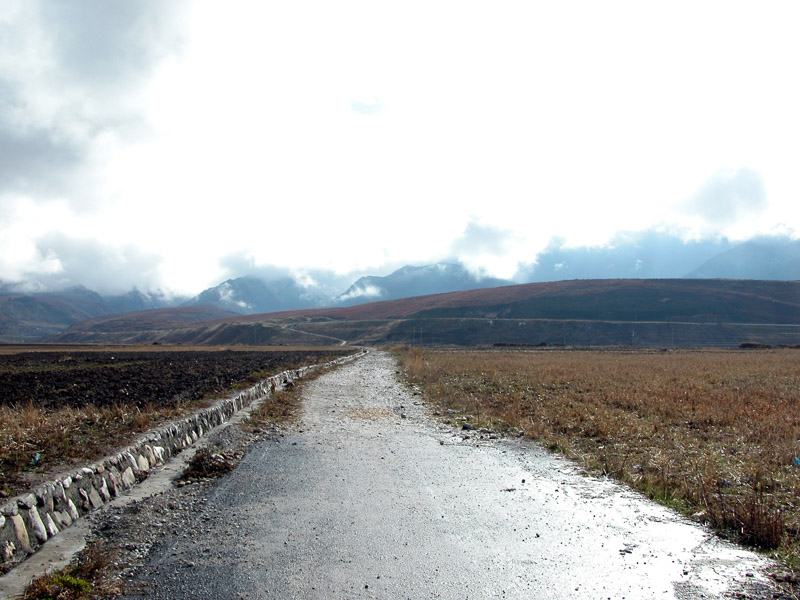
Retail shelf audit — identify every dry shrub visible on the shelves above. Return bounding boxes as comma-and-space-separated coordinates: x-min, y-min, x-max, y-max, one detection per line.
396, 347, 800, 557
0, 400, 199, 496
246, 389, 300, 425
180, 448, 238, 481
23, 543, 122, 600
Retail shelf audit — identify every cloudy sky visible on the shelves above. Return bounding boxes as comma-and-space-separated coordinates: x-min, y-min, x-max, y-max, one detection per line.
1, 1, 799, 295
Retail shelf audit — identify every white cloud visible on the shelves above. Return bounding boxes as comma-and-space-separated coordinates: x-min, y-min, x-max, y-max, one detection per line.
1, 1, 799, 295
339, 284, 384, 302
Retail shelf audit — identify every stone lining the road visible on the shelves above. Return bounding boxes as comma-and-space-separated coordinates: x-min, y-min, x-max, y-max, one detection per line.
0, 349, 366, 571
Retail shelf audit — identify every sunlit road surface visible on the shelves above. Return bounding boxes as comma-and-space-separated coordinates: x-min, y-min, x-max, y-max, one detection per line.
126, 351, 778, 599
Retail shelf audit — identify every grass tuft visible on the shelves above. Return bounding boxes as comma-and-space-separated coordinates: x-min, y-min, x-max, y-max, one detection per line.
22, 544, 121, 600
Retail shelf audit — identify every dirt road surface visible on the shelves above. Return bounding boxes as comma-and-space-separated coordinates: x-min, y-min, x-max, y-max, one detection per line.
124, 350, 781, 599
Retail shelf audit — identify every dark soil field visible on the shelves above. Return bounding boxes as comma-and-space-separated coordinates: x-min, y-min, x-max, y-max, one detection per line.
0, 349, 346, 410
0, 346, 353, 497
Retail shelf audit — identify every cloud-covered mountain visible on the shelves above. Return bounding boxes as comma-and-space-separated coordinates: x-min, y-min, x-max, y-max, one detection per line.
0, 285, 182, 342
3, 233, 800, 342
517, 231, 733, 282
686, 237, 800, 280
183, 276, 326, 314
335, 263, 511, 306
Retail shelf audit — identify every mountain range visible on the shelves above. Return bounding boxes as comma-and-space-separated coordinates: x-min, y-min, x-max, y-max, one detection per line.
49, 278, 800, 348
1, 236, 798, 342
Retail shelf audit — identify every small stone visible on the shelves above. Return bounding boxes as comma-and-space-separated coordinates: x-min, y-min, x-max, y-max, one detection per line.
462, 423, 474, 431
55, 510, 72, 527
121, 467, 136, 488
153, 446, 166, 464
53, 482, 65, 502
10, 514, 32, 553
98, 478, 111, 502
45, 513, 59, 537
137, 454, 150, 472
28, 506, 48, 543
2, 540, 15, 560
67, 499, 80, 521
17, 494, 36, 509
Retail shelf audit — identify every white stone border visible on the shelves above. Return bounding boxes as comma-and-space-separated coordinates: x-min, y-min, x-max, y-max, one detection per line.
0, 349, 367, 570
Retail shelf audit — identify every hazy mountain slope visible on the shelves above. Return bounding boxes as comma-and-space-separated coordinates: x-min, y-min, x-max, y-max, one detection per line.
104, 289, 185, 314
184, 276, 325, 314
336, 263, 510, 305
49, 306, 239, 339
0, 286, 107, 341
519, 233, 731, 281
686, 239, 800, 280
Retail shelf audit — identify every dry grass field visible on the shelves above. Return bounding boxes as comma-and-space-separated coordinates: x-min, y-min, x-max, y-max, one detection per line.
395, 346, 800, 565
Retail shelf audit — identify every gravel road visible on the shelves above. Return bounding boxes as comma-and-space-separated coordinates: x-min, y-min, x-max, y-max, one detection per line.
123, 350, 783, 599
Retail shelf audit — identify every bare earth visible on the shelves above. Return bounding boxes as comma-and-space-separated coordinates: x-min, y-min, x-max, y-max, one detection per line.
121, 350, 782, 599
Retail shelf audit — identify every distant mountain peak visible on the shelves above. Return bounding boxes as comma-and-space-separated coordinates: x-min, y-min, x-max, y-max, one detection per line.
335, 262, 511, 307
184, 275, 325, 315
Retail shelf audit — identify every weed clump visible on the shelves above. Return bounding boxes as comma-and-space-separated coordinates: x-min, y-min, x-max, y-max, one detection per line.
180, 448, 238, 481
22, 544, 121, 600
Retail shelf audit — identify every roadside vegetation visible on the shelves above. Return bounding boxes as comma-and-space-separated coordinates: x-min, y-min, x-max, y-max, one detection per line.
21, 544, 121, 600
0, 346, 352, 497
395, 346, 800, 567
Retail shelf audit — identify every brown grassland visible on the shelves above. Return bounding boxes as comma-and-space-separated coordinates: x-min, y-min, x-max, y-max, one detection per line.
395, 346, 800, 566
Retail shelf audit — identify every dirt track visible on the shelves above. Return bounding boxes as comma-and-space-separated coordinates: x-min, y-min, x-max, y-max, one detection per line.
122, 350, 782, 599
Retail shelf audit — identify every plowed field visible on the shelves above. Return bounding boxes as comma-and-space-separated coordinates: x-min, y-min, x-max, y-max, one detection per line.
0, 349, 349, 410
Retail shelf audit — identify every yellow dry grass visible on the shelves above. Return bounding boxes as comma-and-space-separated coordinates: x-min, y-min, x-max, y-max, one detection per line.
395, 346, 800, 563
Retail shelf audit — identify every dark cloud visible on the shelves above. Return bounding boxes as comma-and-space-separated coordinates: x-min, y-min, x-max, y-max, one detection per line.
517, 230, 733, 282
0, 80, 80, 191
684, 168, 767, 225
0, 0, 188, 196
37, 0, 186, 90
27, 233, 164, 294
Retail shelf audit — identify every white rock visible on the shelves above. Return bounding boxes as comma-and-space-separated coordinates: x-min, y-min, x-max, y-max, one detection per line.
10, 515, 31, 552
99, 477, 111, 502
67, 499, 80, 521
28, 506, 48, 543
121, 467, 136, 488
45, 513, 59, 537
137, 454, 150, 472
